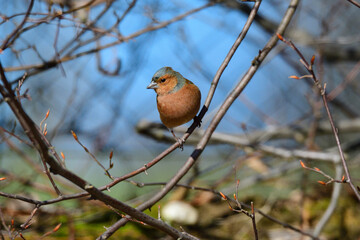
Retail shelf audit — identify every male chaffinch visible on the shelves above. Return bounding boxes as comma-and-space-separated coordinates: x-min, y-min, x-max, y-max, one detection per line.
147, 67, 201, 148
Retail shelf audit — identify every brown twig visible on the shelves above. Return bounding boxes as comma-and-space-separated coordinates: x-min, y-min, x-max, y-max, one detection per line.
327, 60, 360, 101
251, 202, 259, 240
0, 126, 32, 147
57, 0, 117, 57
0, 0, 34, 51
278, 34, 360, 201
70, 130, 113, 180
53, 17, 66, 76
95, 40, 121, 76
0, 208, 10, 238
20, 206, 39, 229
313, 163, 342, 236
63, 0, 97, 14
40, 223, 62, 239
346, 0, 360, 8
299, 160, 346, 185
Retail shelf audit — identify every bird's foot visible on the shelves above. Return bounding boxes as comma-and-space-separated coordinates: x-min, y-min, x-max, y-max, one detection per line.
176, 137, 185, 151
170, 129, 184, 151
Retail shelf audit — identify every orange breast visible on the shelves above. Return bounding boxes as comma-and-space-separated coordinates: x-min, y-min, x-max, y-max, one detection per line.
157, 83, 201, 129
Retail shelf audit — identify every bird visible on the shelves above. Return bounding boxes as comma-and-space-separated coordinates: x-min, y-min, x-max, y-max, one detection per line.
147, 67, 201, 149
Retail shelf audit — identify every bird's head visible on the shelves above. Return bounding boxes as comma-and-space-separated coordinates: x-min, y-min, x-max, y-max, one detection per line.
147, 67, 185, 95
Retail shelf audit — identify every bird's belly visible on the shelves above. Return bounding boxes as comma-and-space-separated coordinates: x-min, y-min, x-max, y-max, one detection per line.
157, 90, 200, 128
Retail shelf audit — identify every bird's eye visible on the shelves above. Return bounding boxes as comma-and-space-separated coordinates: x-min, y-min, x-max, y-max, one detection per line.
160, 78, 166, 83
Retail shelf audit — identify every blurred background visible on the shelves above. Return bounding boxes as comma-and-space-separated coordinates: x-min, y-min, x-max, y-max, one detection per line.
1, 0, 360, 239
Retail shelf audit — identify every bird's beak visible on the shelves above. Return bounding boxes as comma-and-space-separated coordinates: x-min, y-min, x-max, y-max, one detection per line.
147, 81, 158, 89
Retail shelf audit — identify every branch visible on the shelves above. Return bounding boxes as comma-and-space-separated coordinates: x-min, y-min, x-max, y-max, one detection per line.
0, 60, 198, 239
313, 163, 342, 236
5, 2, 214, 74
346, 0, 360, 8
0, 0, 34, 51
277, 34, 360, 201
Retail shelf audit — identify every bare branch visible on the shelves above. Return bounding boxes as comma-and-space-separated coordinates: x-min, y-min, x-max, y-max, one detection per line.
278, 34, 360, 201
346, 0, 360, 8
0, 0, 34, 51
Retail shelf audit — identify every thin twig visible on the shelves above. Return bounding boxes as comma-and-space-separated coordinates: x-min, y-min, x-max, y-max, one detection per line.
70, 130, 113, 180
313, 163, 342, 236
0, 0, 34, 51
299, 160, 345, 185
0, 208, 10, 236
346, 0, 360, 8
0, 126, 32, 147
40, 223, 62, 239
251, 202, 259, 240
278, 34, 360, 201
63, 0, 97, 14
54, 17, 66, 76
327, 60, 360, 101
20, 206, 39, 229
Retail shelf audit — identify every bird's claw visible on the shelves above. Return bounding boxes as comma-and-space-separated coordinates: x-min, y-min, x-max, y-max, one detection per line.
176, 137, 185, 151
170, 129, 185, 151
